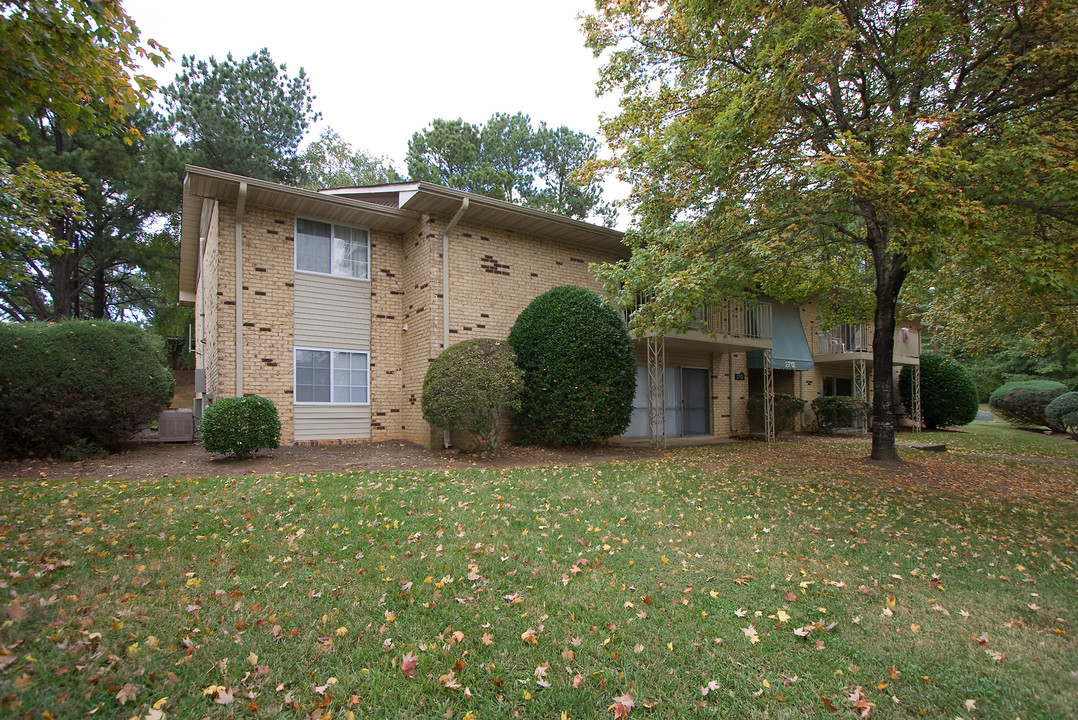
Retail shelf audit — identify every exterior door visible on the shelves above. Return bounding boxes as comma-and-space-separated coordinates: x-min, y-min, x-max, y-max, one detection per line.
681, 368, 710, 435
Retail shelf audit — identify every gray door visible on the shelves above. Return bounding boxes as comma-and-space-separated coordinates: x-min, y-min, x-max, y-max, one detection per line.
681, 368, 710, 435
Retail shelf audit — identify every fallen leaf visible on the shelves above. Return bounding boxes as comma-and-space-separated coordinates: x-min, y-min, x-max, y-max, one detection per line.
116, 683, 138, 705
401, 651, 419, 678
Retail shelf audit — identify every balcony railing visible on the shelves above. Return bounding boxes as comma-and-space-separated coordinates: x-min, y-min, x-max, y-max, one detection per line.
624, 298, 772, 340
817, 324, 920, 358
817, 324, 873, 354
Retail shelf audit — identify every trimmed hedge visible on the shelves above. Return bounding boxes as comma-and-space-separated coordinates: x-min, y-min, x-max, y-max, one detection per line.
422, 338, 522, 453
899, 352, 979, 430
1044, 391, 1078, 437
508, 286, 635, 445
0, 320, 174, 459
747, 393, 806, 434
988, 380, 1068, 428
199, 395, 281, 459
811, 395, 869, 431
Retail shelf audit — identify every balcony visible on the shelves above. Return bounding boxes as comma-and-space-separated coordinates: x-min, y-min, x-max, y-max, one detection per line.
624, 298, 773, 352
815, 324, 920, 364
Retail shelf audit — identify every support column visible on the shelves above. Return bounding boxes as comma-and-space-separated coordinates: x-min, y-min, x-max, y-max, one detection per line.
763, 348, 775, 441
647, 336, 666, 448
853, 358, 868, 434
912, 364, 922, 433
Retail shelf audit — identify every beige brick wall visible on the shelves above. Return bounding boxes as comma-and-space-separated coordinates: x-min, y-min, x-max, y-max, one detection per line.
381, 214, 625, 448
195, 201, 220, 402
209, 202, 296, 443
370, 228, 407, 441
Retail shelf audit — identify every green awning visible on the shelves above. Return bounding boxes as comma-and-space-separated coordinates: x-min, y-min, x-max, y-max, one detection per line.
747, 303, 815, 371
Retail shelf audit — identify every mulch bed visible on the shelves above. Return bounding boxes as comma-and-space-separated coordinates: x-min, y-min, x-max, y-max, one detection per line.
0, 437, 663, 481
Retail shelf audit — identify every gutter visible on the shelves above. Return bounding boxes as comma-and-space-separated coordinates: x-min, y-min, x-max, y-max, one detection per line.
234, 182, 247, 397
441, 197, 469, 449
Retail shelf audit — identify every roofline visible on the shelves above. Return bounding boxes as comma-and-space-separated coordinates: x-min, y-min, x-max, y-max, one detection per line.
183, 166, 420, 222
408, 181, 624, 242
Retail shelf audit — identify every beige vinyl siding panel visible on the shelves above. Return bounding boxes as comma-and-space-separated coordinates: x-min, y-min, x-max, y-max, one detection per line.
293, 272, 372, 440
293, 405, 371, 441
293, 273, 371, 350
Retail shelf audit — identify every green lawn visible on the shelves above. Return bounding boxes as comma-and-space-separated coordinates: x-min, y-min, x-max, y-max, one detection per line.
1, 432, 1076, 719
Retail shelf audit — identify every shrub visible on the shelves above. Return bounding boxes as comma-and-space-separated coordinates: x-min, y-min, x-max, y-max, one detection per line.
0, 320, 174, 459
1044, 391, 1078, 437
899, 352, 979, 430
508, 286, 635, 445
988, 380, 1068, 428
422, 338, 522, 453
811, 395, 869, 431
746, 393, 806, 434
199, 395, 281, 459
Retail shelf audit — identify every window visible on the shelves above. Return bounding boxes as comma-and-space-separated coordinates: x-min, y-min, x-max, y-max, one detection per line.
823, 377, 853, 396
295, 348, 369, 404
295, 218, 369, 280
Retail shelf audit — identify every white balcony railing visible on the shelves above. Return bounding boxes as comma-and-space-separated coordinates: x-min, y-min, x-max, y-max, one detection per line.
817, 324, 920, 358
625, 298, 772, 340
817, 324, 873, 354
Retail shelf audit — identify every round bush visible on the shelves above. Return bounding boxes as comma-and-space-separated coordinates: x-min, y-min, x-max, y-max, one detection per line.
747, 393, 806, 434
988, 379, 1068, 428
811, 395, 869, 431
508, 286, 635, 445
0, 320, 174, 458
1044, 391, 1078, 437
199, 395, 281, 459
422, 338, 522, 453
899, 352, 979, 430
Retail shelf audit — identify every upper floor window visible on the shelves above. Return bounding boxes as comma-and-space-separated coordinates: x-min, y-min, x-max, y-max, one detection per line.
295, 218, 369, 280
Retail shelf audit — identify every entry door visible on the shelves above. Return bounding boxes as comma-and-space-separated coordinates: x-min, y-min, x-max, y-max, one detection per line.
681, 368, 710, 435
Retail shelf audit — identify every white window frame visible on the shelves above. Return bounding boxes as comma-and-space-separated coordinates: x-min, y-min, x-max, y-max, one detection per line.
294, 217, 370, 281
293, 347, 370, 405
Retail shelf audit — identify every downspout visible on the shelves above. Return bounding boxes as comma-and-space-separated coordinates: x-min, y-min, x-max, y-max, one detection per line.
441, 197, 469, 449
234, 182, 247, 397
729, 353, 736, 434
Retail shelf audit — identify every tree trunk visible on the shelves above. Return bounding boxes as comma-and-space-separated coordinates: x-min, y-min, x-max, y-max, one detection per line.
869, 246, 908, 461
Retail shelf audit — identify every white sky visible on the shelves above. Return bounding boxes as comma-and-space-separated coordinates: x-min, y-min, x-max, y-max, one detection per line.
124, 0, 629, 217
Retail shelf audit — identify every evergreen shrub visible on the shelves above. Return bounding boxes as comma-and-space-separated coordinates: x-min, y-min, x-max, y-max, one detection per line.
899, 352, 979, 429
422, 338, 522, 453
747, 393, 806, 434
988, 380, 1068, 428
508, 286, 635, 445
1044, 392, 1078, 438
199, 395, 280, 459
0, 320, 174, 459
811, 395, 869, 431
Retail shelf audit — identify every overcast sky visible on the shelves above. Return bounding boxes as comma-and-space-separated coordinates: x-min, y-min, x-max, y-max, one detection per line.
124, 0, 627, 210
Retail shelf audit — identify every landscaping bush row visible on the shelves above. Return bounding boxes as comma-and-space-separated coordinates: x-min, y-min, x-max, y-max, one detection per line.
423, 286, 636, 452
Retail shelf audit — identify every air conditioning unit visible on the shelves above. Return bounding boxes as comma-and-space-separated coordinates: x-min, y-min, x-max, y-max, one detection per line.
159, 408, 194, 443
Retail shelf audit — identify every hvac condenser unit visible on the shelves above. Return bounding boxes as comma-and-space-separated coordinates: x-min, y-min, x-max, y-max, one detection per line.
158, 408, 194, 443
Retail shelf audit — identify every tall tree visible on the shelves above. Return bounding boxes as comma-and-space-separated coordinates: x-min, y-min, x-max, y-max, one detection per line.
0, 0, 167, 278
406, 117, 485, 192
299, 127, 402, 190
0, 112, 183, 321
162, 48, 319, 184
584, 0, 1078, 460
406, 113, 614, 223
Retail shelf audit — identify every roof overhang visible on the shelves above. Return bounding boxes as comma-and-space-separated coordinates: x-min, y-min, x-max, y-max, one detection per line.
321, 181, 627, 256
178, 166, 422, 304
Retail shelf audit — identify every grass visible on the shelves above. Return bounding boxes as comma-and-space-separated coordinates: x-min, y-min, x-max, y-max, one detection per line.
1, 432, 1076, 719
915, 421, 1078, 458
